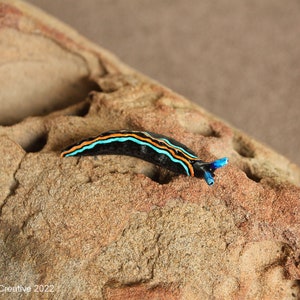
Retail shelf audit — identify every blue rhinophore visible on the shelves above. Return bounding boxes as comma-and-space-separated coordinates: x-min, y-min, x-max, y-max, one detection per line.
203, 171, 214, 185
211, 157, 228, 170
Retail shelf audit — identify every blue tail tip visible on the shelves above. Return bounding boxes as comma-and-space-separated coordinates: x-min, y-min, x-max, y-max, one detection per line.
212, 157, 228, 169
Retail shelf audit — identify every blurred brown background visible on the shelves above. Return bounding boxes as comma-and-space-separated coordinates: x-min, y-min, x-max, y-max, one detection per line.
28, 0, 300, 166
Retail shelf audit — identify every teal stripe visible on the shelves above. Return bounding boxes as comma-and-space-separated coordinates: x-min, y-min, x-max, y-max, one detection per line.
142, 131, 198, 159
65, 136, 191, 176
160, 138, 198, 158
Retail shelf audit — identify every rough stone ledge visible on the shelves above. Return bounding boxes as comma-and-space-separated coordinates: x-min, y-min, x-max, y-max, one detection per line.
0, 1, 299, 299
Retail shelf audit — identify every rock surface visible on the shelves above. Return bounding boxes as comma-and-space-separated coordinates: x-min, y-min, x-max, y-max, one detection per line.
0, 1, 300, 299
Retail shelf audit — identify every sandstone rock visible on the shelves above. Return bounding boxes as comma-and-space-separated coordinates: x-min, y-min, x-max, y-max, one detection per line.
0, 1, 299, 299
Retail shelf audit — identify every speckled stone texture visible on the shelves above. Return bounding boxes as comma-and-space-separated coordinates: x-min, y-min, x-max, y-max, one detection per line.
0, 1, 299, 299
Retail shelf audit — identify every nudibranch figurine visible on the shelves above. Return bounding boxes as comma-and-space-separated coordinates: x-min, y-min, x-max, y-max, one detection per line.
61, 130, 228, 185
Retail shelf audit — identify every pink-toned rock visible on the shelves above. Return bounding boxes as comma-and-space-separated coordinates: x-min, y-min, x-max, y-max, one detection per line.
0, 1, 299, 299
